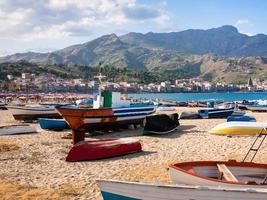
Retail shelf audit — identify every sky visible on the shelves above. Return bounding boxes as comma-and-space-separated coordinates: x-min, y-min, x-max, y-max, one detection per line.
0, 0, 266, 56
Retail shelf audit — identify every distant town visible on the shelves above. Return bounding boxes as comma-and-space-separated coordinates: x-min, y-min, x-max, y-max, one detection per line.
0, 72, 266, 93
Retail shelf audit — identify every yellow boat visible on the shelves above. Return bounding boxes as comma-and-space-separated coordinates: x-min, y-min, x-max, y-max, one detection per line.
209, 122, 267, 136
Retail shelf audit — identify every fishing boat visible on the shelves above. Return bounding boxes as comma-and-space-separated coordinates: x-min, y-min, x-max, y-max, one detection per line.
169, 160, 267, 189
209, 122, 267, 136
143, 113, 179, 135
0, 124, 37, 136
198, 108, 235, 118
38, 118, 69, 131
56, 74, 156, 144
227, 116, 256, 122
66, 138, 141, 162
98, 179, 267, 200
7, 105, 60, 121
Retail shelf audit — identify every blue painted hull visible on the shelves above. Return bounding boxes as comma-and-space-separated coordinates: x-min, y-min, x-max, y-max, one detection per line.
227, 116, 256, 122
38, 118, 69, 130
198, 108, 234, 118
101, 191, 139, 200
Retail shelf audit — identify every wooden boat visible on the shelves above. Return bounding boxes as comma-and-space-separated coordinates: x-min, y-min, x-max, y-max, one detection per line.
209, 122, 267, 135
66, 138, 142, 162
38, 118, 69, 131
198, 108, 234, 118
227, 116, 256, 122
0, 124, 37, 136
7, 105, 60, 121
143, 113, 179, 135
98, 179, 267, 200
169, 160, 267, 189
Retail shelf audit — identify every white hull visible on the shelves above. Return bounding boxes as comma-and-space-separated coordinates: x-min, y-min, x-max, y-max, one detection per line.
0, 125, 37, 135
169, 164, 267, 189
98, 179, 267, 200
7, 106, 57, 115
209, 122, 267, 135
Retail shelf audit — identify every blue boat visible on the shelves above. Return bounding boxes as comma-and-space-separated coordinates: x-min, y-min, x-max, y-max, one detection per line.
198, 108, 234, 119
38, 118, 69, 131
227, 116, 256, 122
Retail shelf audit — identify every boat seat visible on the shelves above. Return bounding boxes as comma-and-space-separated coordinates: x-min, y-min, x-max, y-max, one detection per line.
217, 164, 238, 182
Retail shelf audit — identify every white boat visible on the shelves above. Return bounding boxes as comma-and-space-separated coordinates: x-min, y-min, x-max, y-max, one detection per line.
246, 105, 267, 112
169, 160, 267, 189
209, 122, 267, 136
0, 124, 37, 136
98, 179, 267, 200
7, 105, 60, 121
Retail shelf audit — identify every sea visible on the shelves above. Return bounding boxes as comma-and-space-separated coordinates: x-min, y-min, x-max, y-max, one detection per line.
128, 92, 267, 102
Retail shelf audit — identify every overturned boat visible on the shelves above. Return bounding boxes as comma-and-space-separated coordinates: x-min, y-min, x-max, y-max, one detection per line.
38, 118, 69, 131
209, 122, 267, 136
66, 138, 142, 162
143, 113, 179, 135
0, 124, 37, 136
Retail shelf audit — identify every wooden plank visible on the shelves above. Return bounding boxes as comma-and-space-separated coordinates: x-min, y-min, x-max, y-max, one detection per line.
217, 164, 238, 182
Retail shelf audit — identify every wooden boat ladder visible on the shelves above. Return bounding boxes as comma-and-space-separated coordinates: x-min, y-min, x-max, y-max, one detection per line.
243, 127, 267, 163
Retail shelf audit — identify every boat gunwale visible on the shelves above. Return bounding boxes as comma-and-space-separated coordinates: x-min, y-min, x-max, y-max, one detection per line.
169, 160, 267, 186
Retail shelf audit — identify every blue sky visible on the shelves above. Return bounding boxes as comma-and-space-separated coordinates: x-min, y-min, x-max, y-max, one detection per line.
0, 0, 266, 56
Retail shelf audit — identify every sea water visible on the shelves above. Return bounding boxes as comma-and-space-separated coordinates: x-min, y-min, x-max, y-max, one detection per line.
128, 92, 267, 102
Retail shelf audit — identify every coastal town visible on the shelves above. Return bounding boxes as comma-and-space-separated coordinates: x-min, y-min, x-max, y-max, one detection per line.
0, 72, 266, 93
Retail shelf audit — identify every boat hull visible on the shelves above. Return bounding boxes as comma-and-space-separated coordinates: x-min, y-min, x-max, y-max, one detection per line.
38, 118, 69, 130
98, 179, 267, 200
0, 124, 37, 135
169, 160, 267, 189
227, 116, 256, 122
7, 106, 60, 121
56, 105, 156, 132
66, 138, 142, 162
198, 108, 234, 119
209, 122, 267, 135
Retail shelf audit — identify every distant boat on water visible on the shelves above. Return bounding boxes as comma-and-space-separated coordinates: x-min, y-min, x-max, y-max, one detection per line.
98, 179, 267, 200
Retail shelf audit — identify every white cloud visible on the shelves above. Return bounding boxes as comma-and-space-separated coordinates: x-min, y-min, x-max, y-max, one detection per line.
0, 0, 169, 41
235, 19, 250, 26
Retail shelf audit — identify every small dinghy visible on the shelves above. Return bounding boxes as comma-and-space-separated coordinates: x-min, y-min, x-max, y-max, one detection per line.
209, 122, 267, 136
0, 124, 37, 136
227, 116, 256, 122
98, 179, 267, 200
66, 138, 142, 162
38, 118, 69, 131
169, 160, 267, 189
143, 113, 179, 135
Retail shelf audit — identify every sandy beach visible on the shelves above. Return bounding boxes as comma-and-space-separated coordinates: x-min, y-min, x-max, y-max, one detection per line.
1, 107, 267, 199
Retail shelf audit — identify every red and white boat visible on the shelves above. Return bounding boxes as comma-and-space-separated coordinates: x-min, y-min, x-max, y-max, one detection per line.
169, 160, 267, 189
66, 138, 142, 162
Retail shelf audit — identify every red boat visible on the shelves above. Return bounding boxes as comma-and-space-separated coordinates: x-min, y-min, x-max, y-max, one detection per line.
66, 138, 142, 162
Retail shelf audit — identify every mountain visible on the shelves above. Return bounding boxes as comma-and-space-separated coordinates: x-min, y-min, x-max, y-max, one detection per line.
1, 25, 267, 83
120, 25, 267, 56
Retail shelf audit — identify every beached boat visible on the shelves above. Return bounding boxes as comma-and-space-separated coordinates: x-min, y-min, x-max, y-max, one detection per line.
143, 113, 179, 135
0, 124, 37, 136
227, 116, 256, 122
66, 138, 142, 162
7, 105, 60, 121
209, 122, 267, 135
98, 179, 267, 200
246, 105, 267, 112
157, 105, 175, 111
180, 111, 201, 119
38, 118, 69, 131
169, 160, 267, 189
198, 108, 234, 118
56, 74, 156, 144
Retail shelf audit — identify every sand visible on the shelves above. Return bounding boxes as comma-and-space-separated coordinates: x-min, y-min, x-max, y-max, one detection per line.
0, 108, 267, 199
